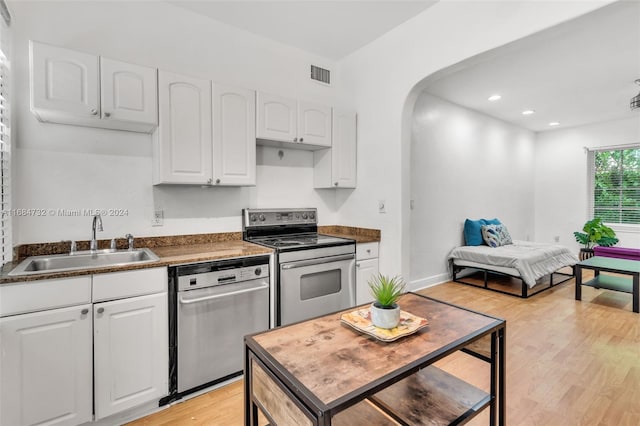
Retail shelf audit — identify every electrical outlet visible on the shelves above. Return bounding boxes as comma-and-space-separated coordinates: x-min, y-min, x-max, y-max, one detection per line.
378, 200, 386, 214
152, 210, 164, 226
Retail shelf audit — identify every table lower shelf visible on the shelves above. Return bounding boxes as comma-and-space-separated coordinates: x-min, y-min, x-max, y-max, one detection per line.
369, 365, 491, 426
582, 274, 634, 294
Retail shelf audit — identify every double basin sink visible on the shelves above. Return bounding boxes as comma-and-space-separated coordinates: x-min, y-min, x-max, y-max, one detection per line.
9, 248, 160, 276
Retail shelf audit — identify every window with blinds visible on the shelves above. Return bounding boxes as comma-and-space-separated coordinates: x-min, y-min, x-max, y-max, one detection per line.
591, 147, 640, 224
0, 8, 10, 266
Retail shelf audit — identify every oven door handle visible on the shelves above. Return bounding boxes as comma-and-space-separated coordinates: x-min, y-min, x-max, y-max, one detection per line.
281, 254, 355, 270
179, 282, 269, 305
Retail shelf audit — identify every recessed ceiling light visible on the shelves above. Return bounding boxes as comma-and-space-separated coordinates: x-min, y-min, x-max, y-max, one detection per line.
488, 94, 502, 101
522, 110, 535, 115
549, 122, 560, 126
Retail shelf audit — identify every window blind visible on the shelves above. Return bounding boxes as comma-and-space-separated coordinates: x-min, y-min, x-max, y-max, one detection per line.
592, 147, 640, 224
0, 12, 10, 265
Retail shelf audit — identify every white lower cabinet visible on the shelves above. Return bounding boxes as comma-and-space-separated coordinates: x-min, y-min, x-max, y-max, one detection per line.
94, 292, 168, 420
355, 242, 380, 305
0, 304, 93, 426
0, 267, 168, 426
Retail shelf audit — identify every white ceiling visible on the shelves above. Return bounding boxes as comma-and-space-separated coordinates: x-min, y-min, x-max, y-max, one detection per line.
424, 1, 640, 132
171, 1, 639, 132
169, 0, 437, 60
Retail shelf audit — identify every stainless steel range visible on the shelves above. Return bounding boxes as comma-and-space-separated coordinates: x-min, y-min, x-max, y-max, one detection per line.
242, 208, 356, 326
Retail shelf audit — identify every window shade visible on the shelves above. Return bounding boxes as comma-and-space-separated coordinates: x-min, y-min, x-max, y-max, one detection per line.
0, 33, 10, 265
592, 147, 640, 224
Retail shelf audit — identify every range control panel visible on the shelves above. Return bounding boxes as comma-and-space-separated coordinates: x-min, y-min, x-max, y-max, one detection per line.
243, 208, 317, 227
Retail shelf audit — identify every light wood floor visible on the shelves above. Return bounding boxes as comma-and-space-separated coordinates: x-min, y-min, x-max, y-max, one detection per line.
128, 278, 640, 425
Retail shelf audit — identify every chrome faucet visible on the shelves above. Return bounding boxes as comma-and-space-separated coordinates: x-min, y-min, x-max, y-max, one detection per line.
126, 233, 134, 250
90, 214, 103, 252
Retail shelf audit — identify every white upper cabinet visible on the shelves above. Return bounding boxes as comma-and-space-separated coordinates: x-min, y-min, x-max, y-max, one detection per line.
30, 41, 100, 120
212, 83, 256, 186
314, 109, 357, 188
257, 92, 332, 150
298, 101, 332, 148
154, 72, 256, 186
100, 57, 158, 131
155, 71, 212, 185
256, 92, 297, 143
30, 41, 158, 133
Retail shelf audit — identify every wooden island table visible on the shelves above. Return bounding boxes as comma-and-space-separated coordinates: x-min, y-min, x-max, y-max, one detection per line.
244, 292, 506, 425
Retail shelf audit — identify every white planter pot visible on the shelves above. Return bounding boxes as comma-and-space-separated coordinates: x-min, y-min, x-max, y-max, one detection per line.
370, 303, 400, 329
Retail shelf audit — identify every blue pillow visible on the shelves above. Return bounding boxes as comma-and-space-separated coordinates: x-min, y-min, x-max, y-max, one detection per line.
464, 218, 502, 246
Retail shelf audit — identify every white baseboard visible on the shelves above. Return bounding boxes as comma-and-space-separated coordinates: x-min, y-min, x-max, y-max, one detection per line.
409, 272, 451, 292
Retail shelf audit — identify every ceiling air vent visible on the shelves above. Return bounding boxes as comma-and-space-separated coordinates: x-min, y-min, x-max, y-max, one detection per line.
310, 65, 330, 85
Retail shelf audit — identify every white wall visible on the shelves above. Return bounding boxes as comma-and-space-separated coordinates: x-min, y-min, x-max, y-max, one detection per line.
10, 1, 342, 244
534, 116, 640, 250
410, 94, 535, 288
337, 0, 613, 278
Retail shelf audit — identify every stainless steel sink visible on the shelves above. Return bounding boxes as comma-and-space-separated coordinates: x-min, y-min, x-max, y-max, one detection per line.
9, 248, 160, 276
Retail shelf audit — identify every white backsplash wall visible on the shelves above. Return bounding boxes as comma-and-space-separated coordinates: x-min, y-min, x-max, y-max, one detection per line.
409, 94, 536, 288
10, 1, 340, 244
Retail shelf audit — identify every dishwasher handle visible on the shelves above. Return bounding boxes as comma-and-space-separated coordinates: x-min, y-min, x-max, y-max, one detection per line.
281, 253, 355, 270
179, 282, 269, 305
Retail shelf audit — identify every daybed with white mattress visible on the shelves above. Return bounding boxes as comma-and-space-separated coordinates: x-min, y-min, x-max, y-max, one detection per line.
449, 240, 578, 298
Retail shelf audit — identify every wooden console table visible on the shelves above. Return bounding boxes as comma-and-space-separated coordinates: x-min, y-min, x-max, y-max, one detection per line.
244, 292, 506, 425
575, 256, 640, 313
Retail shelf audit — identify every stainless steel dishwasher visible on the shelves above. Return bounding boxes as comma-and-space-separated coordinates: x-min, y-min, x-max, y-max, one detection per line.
173, 255, 270, 396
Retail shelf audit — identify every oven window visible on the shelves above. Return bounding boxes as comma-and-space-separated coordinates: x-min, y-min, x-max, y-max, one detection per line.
300, 270, 341, 300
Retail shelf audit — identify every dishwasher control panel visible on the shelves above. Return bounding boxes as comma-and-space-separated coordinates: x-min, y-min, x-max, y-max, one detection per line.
176, 256, 270, 292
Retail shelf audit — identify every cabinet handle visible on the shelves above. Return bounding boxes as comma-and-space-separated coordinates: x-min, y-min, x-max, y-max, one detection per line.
97, 307, 104, 314
367, 249, 371, 254
90, 109, 98, 116
334, 182, 338, 186
104, 111, 111, 118
207, 178, 212, 184
216, 178, 221, 184
356, 263, 360, 268
300, 137, 304, 142
293, 137, 298, 142
81, 308, 89, 315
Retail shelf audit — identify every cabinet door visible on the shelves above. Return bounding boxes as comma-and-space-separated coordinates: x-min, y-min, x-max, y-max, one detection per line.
313, 109, 356, 188
331, 109, 357, 188
156, 71, 212, 184
298, 101, 331, 147
94, 292, 168, 419
212, 83, 256, 186
256, 92, 297, 143
0, 304, 93, 426
356, 258, 379, 305
100, 57, 158, 130
30, 41, 100, 119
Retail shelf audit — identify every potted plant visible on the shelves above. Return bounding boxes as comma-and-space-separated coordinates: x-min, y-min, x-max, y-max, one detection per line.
368, 274, 406, 329
573, 218, 619, 260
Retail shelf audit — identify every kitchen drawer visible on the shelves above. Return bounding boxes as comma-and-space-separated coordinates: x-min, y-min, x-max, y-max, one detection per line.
0, 276, 91, 317
92, 267, 167, 302
356, 242, 378, 260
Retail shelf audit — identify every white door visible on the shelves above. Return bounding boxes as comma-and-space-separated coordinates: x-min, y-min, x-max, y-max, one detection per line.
93, 292, 168, 419
100, 57, 158, 129
212, 83, 256, 186
356, 258, 379, 305
30, 41, 100, 118
331, 109, 357, 188
0, 304, 93, 426
298, 101, 332, 147
156, 71, 212, 184
256, 92, 297, 143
